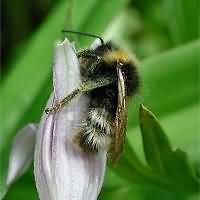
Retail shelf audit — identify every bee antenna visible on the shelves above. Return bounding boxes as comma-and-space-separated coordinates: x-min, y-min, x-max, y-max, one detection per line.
62, 30, 104, 45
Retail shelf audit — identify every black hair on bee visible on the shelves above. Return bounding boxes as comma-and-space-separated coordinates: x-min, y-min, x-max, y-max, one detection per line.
77, 42, 139, 160
45, 31, 140, 162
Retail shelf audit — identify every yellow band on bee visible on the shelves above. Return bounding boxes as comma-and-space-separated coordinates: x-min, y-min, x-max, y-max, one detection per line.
103, 50, 129, 63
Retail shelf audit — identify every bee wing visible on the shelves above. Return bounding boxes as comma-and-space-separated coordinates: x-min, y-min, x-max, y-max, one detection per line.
109, 66, 128, 163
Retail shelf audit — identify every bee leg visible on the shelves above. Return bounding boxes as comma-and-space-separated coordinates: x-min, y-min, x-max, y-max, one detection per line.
45, 89, 80, 114
45, 76, 114, 115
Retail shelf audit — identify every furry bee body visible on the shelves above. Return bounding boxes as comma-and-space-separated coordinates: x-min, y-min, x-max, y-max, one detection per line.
45, 39, 139, 160
77, 42, 139, 153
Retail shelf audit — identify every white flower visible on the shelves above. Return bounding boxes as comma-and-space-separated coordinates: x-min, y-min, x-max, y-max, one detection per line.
5, 39, 106, 200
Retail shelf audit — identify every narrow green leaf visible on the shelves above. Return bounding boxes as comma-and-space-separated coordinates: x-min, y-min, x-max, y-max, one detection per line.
164, 0, 200, 45
139, 104, 200, 192
109, 140, 175, 192
109, 145, 151, 185
127, 102, 200, 172
99, 184, 186, 200
139, 104, 171, 174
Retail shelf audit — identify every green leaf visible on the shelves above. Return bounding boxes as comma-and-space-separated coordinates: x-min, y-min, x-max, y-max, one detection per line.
108, 145, 151, 185
127, 102, 200, 171
139, 104, 200, 193
164, 0, 200, 45
99, 184, 187, 200
139, 104, 171, 173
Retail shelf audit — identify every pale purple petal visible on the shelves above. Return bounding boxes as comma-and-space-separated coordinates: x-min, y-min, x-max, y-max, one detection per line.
6, 124, 37, 186
51, 37, 106, 199
34, 94, 55, 200
53, 38, 80, 101
90, 38, 102, 50
51, 94, 106, 200
34, 38, 107, 200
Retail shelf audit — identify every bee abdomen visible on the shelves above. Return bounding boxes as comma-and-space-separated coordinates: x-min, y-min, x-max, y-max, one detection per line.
79, 108, 112, 153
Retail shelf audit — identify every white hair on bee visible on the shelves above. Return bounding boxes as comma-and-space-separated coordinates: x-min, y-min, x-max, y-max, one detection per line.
82, 127, 111, 150
77, 108, 112, 152
88, 108, 111, 136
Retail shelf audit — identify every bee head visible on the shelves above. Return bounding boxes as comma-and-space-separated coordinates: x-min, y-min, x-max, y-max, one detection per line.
79, 41, 140, 96
93, 42, 117, 57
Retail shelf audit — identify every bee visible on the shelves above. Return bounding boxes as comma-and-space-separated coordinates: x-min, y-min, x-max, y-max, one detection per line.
45, 30, 139, 162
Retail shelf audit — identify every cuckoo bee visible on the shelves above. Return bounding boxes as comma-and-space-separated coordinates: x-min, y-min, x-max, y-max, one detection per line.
45, 30, 139, 162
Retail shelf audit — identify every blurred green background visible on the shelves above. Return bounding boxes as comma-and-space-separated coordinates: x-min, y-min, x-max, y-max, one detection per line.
0, 0, 199, 199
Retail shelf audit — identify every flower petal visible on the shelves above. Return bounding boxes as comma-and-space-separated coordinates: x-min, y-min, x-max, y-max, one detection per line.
51, 94, 106, 200
53, 38, 80, 101
90, 38, 102, 50
34, 94, 55, 200
52, 38, 107, 199
34, 38, 107, 200
6, 124, 37, 186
